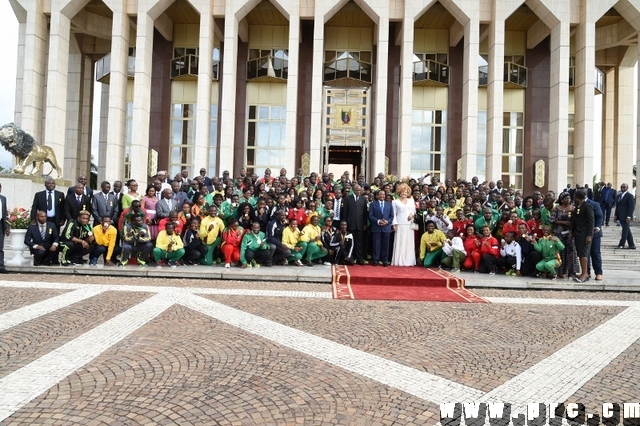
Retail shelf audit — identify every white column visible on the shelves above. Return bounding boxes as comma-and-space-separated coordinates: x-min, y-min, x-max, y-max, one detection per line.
195, 5, 214, 174
601, 68, 615, 183
547, 21, 570, 194
573, 20, 596, 186
372, 16, 389, 177
18, 0, 47, 142
284, 14, 300, 174
43, 6, 72, 178
397, 11, 414, 177
460, 18, 479, 179
615, 46, 636, 187
64, 37, 82, 179
219, 12, 238, 173
105, 7, 130, 182
486, 18, 504, 182
130, 10, 154, 180
98, 84, 110, 181
309, 17, 325, 173
13, 19, 26, 128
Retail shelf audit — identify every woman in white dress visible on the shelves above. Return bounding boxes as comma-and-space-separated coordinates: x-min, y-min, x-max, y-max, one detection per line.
391, 183, 417, 266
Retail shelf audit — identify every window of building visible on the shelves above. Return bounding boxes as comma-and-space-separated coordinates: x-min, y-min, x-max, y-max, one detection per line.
567, 113, 574, 186
174, 47, 198, 58
124, 101, 133, 180
245, 105, 286, 176
501, 111, 524, 190
208, 104, 218, 177
476, 111, 487, 182
410, 109, 447, 179
169, 103, 196, 178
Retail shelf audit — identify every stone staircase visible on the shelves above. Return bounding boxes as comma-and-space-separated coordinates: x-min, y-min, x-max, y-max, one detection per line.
600, 224, 639, 270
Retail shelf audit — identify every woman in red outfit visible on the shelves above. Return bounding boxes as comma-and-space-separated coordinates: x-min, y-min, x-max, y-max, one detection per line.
501, 211, 528, 236
479, 225, 500, 275
221, 218, 244, 268
287, 198, 308, 226
462, 224, 482, 272
526, 209, 544, 238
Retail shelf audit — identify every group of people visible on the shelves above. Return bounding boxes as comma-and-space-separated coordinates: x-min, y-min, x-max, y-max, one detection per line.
13, 167, 635, 280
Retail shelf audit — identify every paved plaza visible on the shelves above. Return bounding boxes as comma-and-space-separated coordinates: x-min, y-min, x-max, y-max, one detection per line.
1, 273, 640, 425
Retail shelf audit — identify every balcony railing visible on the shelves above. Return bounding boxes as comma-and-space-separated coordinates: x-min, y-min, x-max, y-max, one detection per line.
247, 54, 288, 81
413, 59, 449, 86
324, 57, 373, 85
504, 61, 527, 88
95, 53, 135, 84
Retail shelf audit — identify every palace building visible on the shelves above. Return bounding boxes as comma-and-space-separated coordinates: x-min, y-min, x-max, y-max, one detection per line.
9, 0, 640, 193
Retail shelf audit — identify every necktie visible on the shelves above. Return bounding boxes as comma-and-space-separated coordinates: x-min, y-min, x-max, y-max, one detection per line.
104, 193, 108, 201
47, 192, 52, 210
380, 201, 384, 210
40, 225, 46, 240
77, 196, 81, 206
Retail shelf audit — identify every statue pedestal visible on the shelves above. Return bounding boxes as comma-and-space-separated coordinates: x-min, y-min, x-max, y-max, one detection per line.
0, 174, 70, 212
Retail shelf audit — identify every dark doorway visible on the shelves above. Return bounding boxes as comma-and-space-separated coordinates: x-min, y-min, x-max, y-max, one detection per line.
325, 145, 363, 178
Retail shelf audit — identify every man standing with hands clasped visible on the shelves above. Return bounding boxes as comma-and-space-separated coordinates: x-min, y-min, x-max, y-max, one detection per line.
572, 189, 595, 283
369, 189, 394, 266
614, 183, 635, 250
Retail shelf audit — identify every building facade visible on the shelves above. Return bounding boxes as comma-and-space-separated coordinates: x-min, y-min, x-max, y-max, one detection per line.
9, 0, 640, 194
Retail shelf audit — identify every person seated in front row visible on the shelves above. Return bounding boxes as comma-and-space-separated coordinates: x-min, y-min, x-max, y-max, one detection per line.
90, 216, 122, 267
496, 231, 522, 276
282, 219, 307, 266
240, 222, 275, 268
120, 215, 153, 267
182, 218, 207, 265
24, 210, 59, 266
329, 221, 354, 265
440, 229, 466, 273
300, 214, 328, 266
199, 205, 226, 265
533, 225, 565, 280
221, 218, 244, 268
59, 210, 95, 266
153, 222, 185, 267
419, 220, 446, 268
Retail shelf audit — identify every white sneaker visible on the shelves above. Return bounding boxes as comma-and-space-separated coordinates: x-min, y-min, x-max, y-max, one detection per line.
323, 262, 332, 266
224, 263, 231, 268
295, 260, 303, 267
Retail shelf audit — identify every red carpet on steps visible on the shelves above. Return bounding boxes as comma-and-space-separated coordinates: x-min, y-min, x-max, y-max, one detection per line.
332, 265, 488, 303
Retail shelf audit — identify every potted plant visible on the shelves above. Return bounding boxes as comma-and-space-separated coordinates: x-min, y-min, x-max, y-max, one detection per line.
6, 207, 31, 266
7, 207, 31, 229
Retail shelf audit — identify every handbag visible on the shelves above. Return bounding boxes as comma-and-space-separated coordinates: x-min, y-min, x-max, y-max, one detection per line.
409, 222, 419, 231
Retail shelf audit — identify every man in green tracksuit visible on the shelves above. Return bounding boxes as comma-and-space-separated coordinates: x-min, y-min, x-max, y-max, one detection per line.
240, 222, 275, 267
533, 225, 565, 278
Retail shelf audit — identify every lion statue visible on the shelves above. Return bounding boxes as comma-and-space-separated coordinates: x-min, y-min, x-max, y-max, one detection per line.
0, 122, 63, 178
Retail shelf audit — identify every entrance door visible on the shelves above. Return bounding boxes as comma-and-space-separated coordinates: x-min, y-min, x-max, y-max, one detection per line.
325, 145, 363, 179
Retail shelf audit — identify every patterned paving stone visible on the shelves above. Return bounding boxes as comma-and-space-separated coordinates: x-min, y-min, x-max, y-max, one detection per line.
202, 296, 625, 392
0, 288, 69, 315
475, 288, 640, 301
0, 291, 152, 379
5, 306, 441, 425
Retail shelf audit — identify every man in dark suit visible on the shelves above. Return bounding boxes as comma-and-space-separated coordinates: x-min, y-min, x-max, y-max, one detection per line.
614, 183, 636, 249
600, 182, 616, 226
92, 181, 119, 224
24, 210, 60, 266
65, 183, 93, 222
341, 184, 368, 265
31, 178, 65, 228
0, 183, 10, 273
368, 189, 394, 266
67, 175, 93, 199
585, 197, 604, 281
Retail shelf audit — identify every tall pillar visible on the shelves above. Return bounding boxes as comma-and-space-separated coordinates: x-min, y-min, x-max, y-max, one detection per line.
547, 21, 570, 194
79, 55, 93, 177
284, 14, 300, 174
18, 0, 47, 142
601, 68, 615, 183
98, 84, 110, 181
64, 36, 82, 178
397, 9, 414, 177
219, 12, 239, 174
573, 19, 596, 186
309, 17, 325, 173
131, 10, 155, 180
195, 4, 214, 174
372, 15, 389, 177
13, 18, 26, 128
460, 18, 479, 179
43, 7, 72, 178
105, 6, 130, 182
614, 46, 636, 187
486, 18, 505, 182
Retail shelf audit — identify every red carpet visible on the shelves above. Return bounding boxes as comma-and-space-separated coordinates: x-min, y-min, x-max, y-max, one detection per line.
332, 265, 487, 303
